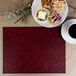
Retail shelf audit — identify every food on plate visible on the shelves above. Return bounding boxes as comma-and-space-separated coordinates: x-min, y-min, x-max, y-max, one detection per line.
41, 0, 51, 9
36, 9, 48, 21
41, 0, 66, 12
36, 0, 65, 24
51, 0, 66, 12
48, 10, 62, 24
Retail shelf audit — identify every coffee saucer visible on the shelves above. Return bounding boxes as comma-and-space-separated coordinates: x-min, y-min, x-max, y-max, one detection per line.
61, 19, 76, 44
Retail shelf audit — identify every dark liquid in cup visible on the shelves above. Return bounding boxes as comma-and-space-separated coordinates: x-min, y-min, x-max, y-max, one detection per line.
69, 24, 76, 38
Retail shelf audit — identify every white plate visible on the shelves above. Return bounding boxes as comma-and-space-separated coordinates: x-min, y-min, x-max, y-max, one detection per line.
31, 0, 68, 28
61, 19, 76, 44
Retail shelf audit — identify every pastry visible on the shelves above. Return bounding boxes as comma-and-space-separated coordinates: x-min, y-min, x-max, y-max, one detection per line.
48, 10, 62, 24
51, 0, 66, 12
41, 0, 66, 12
41, 0, 51, 9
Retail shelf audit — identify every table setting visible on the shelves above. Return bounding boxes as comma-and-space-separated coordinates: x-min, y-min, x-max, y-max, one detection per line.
0, 0, 76, 43
0, 0, 76, 75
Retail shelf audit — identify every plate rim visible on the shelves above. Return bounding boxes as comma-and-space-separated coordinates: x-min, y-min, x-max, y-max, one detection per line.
31, 0, 68, 28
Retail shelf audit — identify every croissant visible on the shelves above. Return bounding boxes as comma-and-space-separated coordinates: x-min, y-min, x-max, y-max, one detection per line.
41, 0, 51, 9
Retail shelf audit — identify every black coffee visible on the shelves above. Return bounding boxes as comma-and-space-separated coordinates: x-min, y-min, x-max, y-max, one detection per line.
69, 24, 76, 38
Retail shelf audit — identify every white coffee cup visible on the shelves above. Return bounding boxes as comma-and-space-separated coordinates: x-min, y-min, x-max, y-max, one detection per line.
61, 19, 76, 44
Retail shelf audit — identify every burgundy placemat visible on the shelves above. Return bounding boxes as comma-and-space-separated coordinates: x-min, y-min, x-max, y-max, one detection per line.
3, 27, 65, 73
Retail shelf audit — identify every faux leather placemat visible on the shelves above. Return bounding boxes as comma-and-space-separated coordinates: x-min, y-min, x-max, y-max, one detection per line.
3, 27, 65, 73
